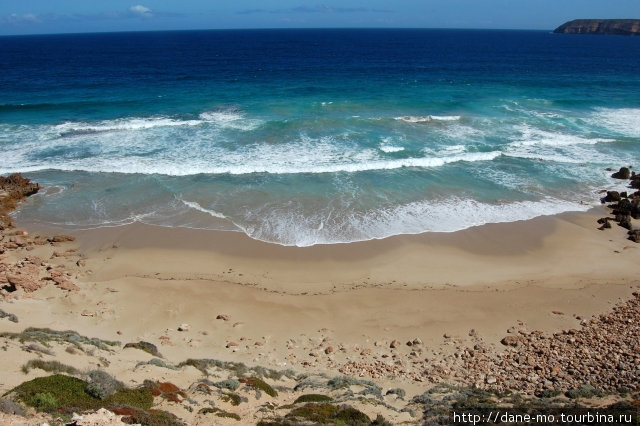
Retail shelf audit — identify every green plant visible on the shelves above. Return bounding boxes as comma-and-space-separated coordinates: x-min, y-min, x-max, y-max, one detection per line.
32, 392, 57, 411
286, 403, 339, 423
221, 392, 243, 406
244, 377, 278, 398
105, 388, 153, 410
333, 406, 371, 425
124, 341, 162, 358
293, 394, 333, 404
10, 375, 97, 411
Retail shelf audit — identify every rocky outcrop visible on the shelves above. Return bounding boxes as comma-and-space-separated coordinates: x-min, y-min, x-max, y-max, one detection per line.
598, 167, 640, 242
554, 19, 640, 36
0, 173, 40, 230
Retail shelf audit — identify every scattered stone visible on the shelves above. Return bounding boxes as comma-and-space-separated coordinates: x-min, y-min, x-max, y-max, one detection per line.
178, 323, 190, 332
226, 341, 238, 348
48, 235, 76, 243
501, 335, 521, 347
216, 314, 230, 321
81, 310, 95, 317
390, 340, 400, 349
324, 346, 334, 355
412, 338, 423, 345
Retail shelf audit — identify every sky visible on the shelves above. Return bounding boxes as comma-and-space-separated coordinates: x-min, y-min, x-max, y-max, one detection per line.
0, 0, 638, 36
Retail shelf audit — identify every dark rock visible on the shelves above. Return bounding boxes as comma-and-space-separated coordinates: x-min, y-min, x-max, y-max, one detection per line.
618, 215, 632, 230
604, 191, 621, 202
611, 167, 631, 179
628, 230, 640, 243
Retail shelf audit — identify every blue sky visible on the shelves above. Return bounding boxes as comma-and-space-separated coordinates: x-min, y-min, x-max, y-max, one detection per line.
1, 1, 638, 35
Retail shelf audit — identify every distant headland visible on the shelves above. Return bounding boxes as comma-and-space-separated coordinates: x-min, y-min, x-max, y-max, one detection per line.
554, 19, 640, 35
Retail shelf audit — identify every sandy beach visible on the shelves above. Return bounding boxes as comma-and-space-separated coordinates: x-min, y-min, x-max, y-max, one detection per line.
1, 174, 639, 425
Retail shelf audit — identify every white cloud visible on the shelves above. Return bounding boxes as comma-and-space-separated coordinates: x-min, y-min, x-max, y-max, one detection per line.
130, 5, 153, 18
1, 13, 40, 24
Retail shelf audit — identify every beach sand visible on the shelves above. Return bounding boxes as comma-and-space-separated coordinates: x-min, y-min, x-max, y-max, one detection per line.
2, 196, 639, 424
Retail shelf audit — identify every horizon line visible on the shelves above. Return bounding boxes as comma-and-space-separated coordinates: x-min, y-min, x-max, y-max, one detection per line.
0, 26, 557, 38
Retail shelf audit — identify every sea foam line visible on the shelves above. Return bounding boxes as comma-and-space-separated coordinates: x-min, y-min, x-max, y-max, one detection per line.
0, 151, 503, 176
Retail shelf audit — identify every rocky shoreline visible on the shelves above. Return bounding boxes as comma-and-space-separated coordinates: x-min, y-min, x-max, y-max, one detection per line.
0, 171, 639, 425
598, 167, 640, 243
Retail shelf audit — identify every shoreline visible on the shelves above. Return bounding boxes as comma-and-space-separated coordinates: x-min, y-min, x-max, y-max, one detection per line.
16, 205, 639, 293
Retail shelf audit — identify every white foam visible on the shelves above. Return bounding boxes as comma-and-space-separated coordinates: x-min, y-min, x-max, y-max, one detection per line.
49, 110, 262, 138
199, 110, 263, 131
54, 117, 203, 136
395, 115, 460, 123
589, 107, 640, 138
0, 128, 502, 176
510, 125, 614, 148
180, 199, 227, 219
380, 145, 405, 153
430, 115, 461, 121
236, 196, 593, 247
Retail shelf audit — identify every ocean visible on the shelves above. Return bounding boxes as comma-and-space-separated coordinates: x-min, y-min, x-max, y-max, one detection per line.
1, 29, 639, 246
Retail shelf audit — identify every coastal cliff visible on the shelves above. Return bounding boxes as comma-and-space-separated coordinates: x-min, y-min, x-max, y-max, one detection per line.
554, 19, 640, 35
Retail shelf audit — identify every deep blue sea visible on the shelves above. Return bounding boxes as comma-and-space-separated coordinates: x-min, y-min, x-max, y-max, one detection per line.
1, 29, 639, 246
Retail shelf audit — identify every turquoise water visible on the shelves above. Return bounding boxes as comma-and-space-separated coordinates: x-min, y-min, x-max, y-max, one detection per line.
1, 29, 639, 245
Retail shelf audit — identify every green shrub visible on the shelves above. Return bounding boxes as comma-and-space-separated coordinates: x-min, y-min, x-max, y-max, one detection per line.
11, 375, 97, 411
565, 384, 604, 399
293, 394, 333, 404
286, 403, 339, 422
221, 392, 243, 406
216, 411, 241, 421
124, 341, 162, 358
32, 392, 57, 411
105, 387, 153, 410
333, 406, 371, 425
244, 377, 278, 398
115, 407, 184, 426
10, 374, 153, 414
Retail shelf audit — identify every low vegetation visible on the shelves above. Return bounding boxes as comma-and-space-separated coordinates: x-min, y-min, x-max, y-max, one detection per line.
0, 327, 119, 351
0, 309, 18, 323
21, 360, 80, 375
124, 341, 162, 358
